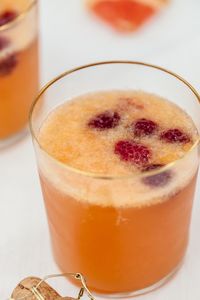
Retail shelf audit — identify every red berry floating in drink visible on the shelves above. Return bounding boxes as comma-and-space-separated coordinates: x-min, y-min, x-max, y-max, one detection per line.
133, 118, 158, 137
142, 164, 172, 187
160, 128, 191, 144
0, 54, 18, 76
114, 140, 151, 165
88, 111, 120, 130
0, 10, 18, 76
0, 10, 18, 26
0, 36, 10, 51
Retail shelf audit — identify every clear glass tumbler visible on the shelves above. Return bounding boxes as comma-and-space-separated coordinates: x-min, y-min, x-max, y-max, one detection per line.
0, 0, 39, 148
30, 61, 200, 297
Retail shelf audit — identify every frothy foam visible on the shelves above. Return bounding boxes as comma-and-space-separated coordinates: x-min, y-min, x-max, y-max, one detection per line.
37, 90, 199, 208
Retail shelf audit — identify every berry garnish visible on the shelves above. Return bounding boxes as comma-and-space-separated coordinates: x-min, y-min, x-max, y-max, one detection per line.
133, 118, 158, 137
142, 164, 172, 187
114, 140, 151, 165
88, 111, 120, 130
160, 129, 191, 144
0, 10, 18, 26
0, 54, 18, 76
0, 36, 10, 51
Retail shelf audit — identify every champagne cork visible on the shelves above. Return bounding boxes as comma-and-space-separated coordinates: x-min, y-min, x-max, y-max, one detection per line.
11, 277, 75, 300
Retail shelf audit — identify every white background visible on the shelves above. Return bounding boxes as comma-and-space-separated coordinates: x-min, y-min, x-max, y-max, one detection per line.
0, 0, 200, 299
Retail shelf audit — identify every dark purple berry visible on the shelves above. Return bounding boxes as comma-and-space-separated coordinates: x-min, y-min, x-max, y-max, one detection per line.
0, 36, 10, 51
0, 10, 18, 26
88, 111, 120, 130
133, 118, 158, 137
0, 54, 18, 76
142, 164, 172, 187
160, 128, 191, 144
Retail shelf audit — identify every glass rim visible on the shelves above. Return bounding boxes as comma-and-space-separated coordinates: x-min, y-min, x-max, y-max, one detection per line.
0, 0, 37, 32
30, 60, 200, 180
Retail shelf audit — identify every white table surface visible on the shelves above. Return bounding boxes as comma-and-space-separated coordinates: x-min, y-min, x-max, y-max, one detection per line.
1, 0, 200, 299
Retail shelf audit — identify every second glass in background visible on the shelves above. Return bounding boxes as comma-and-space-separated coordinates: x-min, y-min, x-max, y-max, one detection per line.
0, 0, 39, 148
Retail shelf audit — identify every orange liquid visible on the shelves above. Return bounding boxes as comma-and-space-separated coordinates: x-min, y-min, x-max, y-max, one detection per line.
40, 173, 197, 293
37, 91, 199, 294
0, 39, 39, 139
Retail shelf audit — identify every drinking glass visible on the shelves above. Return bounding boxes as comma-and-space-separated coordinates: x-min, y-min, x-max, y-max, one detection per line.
30, 61, 200, 297
0, 0, 39, 148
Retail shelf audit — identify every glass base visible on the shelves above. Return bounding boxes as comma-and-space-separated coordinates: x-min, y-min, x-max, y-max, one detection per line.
94, 261, 183, 299
0, 126, 28, 150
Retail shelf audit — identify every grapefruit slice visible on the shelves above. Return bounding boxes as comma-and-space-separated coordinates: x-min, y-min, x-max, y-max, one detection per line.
87, 0, 168, 32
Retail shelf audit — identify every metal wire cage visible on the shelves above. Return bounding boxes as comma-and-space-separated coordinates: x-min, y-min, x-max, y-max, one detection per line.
9, 273, 95, 300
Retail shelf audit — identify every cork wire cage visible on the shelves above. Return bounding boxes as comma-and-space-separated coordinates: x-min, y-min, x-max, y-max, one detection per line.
10, 273, 95, 300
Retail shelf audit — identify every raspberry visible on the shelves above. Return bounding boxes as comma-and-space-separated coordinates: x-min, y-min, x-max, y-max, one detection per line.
142, 164, 172, 187
0, 36, 10, 51
0, 54, 18, 76
0, 10, 18, 26
88, 111, 120, 130
133, 118, 158, 137
114, 140, 151, 165
160, 129, 191, 144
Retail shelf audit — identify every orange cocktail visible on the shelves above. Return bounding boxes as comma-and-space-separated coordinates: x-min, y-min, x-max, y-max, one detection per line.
40, 173, 197, 293
30, 62, 200, 297
0, 0, 39, 146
